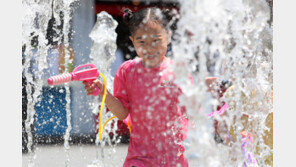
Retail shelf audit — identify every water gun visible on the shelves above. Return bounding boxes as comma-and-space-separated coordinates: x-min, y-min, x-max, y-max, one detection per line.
47, 64, 101, 96
47, 64, 116, 141
207, 103, 229, 117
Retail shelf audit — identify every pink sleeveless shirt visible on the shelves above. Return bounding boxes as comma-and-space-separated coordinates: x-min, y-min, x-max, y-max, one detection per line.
114, 58, 189, 167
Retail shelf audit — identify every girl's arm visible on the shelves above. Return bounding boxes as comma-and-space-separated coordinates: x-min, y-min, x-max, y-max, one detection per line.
83, 80, 129, 120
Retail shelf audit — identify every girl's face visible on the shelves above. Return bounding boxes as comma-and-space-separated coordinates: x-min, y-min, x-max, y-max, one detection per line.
129, 21, 171, 68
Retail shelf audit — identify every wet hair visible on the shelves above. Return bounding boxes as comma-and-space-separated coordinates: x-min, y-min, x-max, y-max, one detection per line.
122, 7, 177, 36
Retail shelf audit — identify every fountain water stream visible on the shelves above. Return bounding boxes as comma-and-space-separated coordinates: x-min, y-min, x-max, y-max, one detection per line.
171, 0, 273, 166
87, 11, 119, 167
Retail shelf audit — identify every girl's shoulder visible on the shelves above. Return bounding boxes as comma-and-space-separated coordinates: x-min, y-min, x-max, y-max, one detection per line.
119, 59, 137, 72
116, 59, 137, 77
119, 59, 134, 70
119, 57, 143, 72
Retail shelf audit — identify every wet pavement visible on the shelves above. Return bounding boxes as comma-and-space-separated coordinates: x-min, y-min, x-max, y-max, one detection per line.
22, 144, 199, 167
22, 144, 128, 167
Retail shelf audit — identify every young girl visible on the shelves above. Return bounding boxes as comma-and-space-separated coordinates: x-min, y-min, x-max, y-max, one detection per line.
84, 7, 215, 167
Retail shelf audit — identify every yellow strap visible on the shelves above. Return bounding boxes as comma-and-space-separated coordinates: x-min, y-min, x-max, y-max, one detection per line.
102, 116, 117, 133
97, 73, 117, 141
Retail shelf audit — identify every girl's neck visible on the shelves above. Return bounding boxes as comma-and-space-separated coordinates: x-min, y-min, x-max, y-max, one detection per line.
141, 56, 167, 68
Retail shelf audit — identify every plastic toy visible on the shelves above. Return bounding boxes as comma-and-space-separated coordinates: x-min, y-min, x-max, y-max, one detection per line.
48, 64, 115, 141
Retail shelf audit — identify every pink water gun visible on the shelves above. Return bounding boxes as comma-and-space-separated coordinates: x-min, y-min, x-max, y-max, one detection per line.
207, 103, 229, 117
47, 64, 101, 96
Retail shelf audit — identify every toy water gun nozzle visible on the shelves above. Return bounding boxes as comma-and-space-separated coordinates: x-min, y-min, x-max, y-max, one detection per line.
47, 73, 73, 85
47, 64, 101, 96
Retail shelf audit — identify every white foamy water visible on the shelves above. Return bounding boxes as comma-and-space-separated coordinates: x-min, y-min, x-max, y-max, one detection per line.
88, 11, 120, 167
171, 0, 273, 166
22, 0, 77, 166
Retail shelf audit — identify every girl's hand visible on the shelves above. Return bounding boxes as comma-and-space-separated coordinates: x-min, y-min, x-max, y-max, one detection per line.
83, 79, 104, 96
205, 77, 219, 88
205, 77, 219, 93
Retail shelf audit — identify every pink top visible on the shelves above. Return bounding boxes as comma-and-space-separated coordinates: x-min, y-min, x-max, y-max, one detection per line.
114, 58, 189, 167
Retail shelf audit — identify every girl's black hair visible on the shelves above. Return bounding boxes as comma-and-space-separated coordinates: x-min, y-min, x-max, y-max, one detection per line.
122, 7, 178, 36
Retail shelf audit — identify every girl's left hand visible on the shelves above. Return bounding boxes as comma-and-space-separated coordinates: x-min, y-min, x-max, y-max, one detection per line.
205, 77, 219, 92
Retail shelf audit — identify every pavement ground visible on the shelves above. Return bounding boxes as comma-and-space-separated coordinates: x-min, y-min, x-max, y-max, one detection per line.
22, 144, 199, 167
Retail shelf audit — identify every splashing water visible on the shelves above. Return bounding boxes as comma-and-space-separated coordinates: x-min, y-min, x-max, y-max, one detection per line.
89, 11, 118, 92
22, 0, 77, 166
87, 11, 119, 167
23, 1, 54, 166
61, 1, 76, 166
171, 0, 272, 166
23, 0, 119, 166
